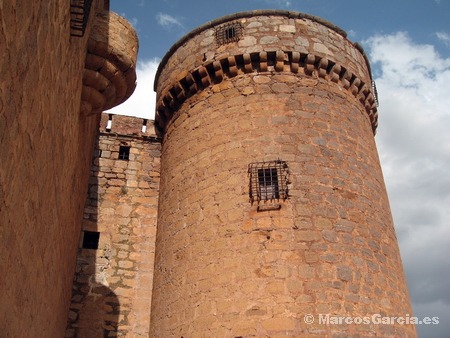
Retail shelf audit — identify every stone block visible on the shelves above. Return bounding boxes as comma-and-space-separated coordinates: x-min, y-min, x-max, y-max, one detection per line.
262, 317, 296, 331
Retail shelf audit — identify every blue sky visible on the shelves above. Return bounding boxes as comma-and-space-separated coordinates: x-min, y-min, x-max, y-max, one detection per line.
109, 1, 450, 337
112, 0, 450, 62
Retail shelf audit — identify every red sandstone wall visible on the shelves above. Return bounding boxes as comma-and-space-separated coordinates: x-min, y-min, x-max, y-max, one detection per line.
0, 2, 101, 336
151, 11, 415, 337
66, 115, 161, 337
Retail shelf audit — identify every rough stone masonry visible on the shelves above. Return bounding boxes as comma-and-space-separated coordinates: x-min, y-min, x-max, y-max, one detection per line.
151, 10, 416, 337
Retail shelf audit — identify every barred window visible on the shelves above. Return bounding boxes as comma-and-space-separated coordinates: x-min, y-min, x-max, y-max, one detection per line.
215, 22, 243, 46
118, 146, 130, 160
249, 160, 288, 204
258, 168, 280, 200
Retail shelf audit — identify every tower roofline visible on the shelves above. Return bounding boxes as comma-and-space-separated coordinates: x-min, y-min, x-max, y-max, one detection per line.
154, 9, 372, 90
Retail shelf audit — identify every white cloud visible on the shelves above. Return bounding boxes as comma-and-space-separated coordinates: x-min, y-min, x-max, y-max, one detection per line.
156, 12, 184, 30
257, 0, 292, 8
275, 0, 291, 7
126, 0, 145, 6
348, 29, 357, 39
366, 32, 450, 337
436, 31, 450, 47
106, 58, 159, 119
129, 17, 138, 28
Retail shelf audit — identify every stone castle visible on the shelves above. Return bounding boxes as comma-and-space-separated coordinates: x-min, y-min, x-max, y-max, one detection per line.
1, 1, 416, 337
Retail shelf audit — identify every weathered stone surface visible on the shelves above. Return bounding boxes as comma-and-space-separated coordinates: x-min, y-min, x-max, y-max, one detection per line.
151, 10, 415, 338
0, 1, 102, 337
66, 115, 161, 337
279, 24, 296, 33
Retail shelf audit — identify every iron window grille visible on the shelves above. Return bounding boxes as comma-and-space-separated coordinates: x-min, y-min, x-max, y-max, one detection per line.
118, 146, 130, 160
248, 160, 288, 203
70, 0, 94, 37
215, 22, 243, 46
371, 80, 379, 107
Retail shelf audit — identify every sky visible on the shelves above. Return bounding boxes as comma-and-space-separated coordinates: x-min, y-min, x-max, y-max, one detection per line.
109, 1, 450, 337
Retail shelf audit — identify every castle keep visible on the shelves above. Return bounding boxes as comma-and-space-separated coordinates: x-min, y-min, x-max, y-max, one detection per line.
1, 3, 416, 337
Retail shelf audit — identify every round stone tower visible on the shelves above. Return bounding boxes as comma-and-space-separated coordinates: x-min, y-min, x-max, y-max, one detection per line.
151, 10, 416, 337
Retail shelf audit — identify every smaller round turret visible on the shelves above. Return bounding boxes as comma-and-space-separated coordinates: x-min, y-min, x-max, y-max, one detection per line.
81, 11, 139, 115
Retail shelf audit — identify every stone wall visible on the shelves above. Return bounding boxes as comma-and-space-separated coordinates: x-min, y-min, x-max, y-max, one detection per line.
151, 11, 415, 336
0, 2, 139, 337
66, 114, 161, 337
0, 2, 101, 336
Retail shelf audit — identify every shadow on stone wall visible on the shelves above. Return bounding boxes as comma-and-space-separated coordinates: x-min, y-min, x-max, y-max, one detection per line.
66, 2, 123, 335
65, 137, 121, 337
68, 283, 121, 337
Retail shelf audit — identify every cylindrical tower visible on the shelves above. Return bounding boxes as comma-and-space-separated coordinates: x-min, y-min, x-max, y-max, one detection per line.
151, 10, 415, 337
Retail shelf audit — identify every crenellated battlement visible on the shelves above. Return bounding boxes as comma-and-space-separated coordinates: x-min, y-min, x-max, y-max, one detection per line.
99, 113, 159, 139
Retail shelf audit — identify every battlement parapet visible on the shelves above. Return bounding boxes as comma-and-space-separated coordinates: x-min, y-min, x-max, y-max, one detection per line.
99, 113, 159, 140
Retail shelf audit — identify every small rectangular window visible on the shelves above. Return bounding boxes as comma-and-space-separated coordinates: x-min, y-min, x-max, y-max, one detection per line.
225, 26, 236, 40
215, 22, 243, 46
258, 168, 280, 200
118, 146, 130, 160
249, 160, 288, 204
82, 231, 100, 250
